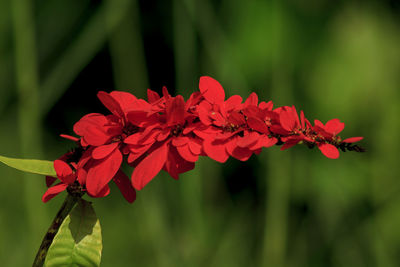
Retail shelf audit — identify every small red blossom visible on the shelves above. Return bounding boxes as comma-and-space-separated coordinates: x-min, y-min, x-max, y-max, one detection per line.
73, 91, 140, 196
42, 160, 77, 202
128, 90, 202, 190
197, 78, 277, 163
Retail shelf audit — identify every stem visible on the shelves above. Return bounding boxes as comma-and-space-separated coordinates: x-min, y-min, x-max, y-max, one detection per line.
32, 194, 81, 267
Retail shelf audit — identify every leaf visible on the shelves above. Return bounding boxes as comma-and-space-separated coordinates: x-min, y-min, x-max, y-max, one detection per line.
44, 199, 102, 267
0, 155, 56, 176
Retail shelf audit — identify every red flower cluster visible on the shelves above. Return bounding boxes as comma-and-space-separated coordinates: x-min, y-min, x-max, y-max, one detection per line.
42, 76, 364, 203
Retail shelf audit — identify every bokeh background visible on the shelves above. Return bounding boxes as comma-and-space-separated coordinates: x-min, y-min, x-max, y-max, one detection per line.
1, 0, 399, 266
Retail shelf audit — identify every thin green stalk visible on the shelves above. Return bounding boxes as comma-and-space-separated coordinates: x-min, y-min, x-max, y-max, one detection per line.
40, 0, 132, 116
12, 0, 46, 256
173, 0, 197, 91
173, 2, 218, 264
260, 0, 292, 265
105, 0, 148, 92
261, 67, 292, 267
32, 194, 81, 267
261, 150, 291, 267
180, 0, 249, 89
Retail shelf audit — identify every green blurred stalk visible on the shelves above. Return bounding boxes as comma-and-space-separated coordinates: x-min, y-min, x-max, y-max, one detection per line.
262, 69, 292, 267
180, 0, 248, 89
105, 0, 148, 92
261, 1, 292, 264
11, 0, 46, 258
173, 0, 197, 91
40, 0, 132, 116
261, 150, 291, 267
173, 1, 206, 263
105, 1, 177, 265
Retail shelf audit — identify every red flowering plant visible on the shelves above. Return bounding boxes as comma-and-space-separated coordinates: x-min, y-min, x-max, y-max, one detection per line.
0, 76, 364, 267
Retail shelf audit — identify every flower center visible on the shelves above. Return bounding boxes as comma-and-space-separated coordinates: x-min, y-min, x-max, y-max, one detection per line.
123, 123, 139, 136
171, 124, 183, 136
223, 123, 239, 132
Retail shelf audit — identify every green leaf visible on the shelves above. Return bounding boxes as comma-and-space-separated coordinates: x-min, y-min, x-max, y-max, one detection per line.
0, 155, 56, 176
44, 199, 102, 267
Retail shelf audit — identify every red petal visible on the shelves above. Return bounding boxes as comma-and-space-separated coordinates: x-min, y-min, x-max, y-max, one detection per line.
92, 142, 119, 159
199, 76, 225, 103
109, 91, 138, 112
156, 129, 170, 141
280, 107, 296, 131
73, 113, 107, 136
127, 110, 152, 127
254, 136, 277, 149
88, 184, 110, 198
113, 170, 136, 203
124, 133, 142, 144
188, 139, 202, 155
84, 126, 112, 146
259, 100, 273, 110
300, 110, 306, 129
139, 128, 161, 145
166, 95, 186, 126
314, 119, 324, 128
236, 132, 259, 148
182, 122, 199, 135
147, 89, 160, 103
228, 111, 246, 126
176, 144, 199, 162
60, 134, 79, 142
292, 106, 301, 127
342, 137, 363, 143
225, 95, 243, 110
163, 146, 194, 179
77, 167, 87, 185
131, 142, 168, 190
226, 138, 253, 161
247, 117, 269, 133
203, 139, 229, 163
318, 143, 340, 159
162, 86, 171, 98
325, 119, 345, 135
127, 143, 153, 162
97, 91, 124, 118
86, 148, 123, 196
54, 160, 72, 177
280, 138, 302, 150
185, 91, 202, 109
198, 106, 213, 125
231, 147, 253, 161
244, 92, 258, 106
54, 160, 75, 184
42, 183, 68, 203
172, 136, 189, 147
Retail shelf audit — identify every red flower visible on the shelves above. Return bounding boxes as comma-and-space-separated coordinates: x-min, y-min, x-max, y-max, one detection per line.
307, 118, 362, 159
128, 90, 203, 190
73, 91, 139, 197
43, 150, 136, 203
269, 105, 313, 150
197, 77, 277, 163
44, 76, 364, 204
42, 159, 77, 202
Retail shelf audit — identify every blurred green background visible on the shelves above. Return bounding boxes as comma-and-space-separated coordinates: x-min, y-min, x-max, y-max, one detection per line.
0, 0, 399, 266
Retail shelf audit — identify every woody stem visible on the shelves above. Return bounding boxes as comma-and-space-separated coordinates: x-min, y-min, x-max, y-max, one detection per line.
32, 193, 81, 267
